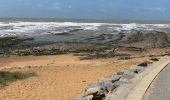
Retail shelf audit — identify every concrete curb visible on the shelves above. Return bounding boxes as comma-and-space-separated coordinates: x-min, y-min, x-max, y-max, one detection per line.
125, 57, 170, 100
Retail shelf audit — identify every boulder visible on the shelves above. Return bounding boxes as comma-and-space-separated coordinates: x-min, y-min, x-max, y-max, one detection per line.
98, 75, 121, 83
119, 75, 134, 82
85, 83, 101, 96
85, 83, 105, 99
117, 70, 136, 76
98, 75, 121, 92
117, 69, 136, 82
138, 61, 153, 67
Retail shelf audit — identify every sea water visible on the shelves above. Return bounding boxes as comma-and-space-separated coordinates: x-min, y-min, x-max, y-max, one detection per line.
0, 18, 170, 43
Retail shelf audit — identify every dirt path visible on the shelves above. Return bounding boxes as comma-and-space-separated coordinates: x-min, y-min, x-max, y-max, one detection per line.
0, 54, 148, 100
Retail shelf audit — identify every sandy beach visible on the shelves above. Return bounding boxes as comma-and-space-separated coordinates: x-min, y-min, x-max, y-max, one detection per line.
0, 54, 148, 100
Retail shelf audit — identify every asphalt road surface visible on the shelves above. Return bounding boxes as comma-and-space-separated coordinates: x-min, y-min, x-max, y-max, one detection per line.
144, 64, 170, 100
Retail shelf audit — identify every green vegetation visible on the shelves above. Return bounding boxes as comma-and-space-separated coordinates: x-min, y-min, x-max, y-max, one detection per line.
15, 48, 68, 56
14, 45, 114, 56
79, 53, 130, 60
73, 53, 88, 56
74, 46, 112, 53
79, 53, 115, 60
126, 47, 145, 53
0, 71, 36, 86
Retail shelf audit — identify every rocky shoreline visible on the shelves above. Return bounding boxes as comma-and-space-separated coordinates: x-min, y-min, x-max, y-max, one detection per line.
0, 29, 170, 59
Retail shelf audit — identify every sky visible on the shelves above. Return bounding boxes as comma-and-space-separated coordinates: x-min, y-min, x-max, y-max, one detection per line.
0, 0, 170, 20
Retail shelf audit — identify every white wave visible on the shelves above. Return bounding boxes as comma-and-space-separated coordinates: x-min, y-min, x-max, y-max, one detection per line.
0, 21, 169, 37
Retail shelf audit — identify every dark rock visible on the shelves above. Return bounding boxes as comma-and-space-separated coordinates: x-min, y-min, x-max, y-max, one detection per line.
92, 94, 105, 100
126, 31, 170, 48
138, 62, 148, 67
128, 67, 144, 74
150, 58, 159, 61
138, 61, 153, 67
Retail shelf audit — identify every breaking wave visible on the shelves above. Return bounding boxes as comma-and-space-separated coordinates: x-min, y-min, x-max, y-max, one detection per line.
0, 21, 169, 37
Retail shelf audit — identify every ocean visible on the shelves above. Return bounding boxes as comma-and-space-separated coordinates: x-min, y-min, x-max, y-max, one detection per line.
0, 18, 170, 43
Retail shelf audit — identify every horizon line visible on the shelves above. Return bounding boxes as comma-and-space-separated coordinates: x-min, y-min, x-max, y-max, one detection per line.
0, 17, 170, 22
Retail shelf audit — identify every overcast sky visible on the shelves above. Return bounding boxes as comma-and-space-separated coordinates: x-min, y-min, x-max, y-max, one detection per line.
0, 0, 169, 20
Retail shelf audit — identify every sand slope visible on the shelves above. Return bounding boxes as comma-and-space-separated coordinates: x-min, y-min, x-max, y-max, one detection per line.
0, 54, 147, 100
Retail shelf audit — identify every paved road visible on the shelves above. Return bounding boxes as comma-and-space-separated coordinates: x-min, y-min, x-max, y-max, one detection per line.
144, 64, 170, 100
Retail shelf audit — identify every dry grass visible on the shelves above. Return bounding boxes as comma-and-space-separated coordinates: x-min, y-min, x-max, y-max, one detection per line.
0, 71, 36, 86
